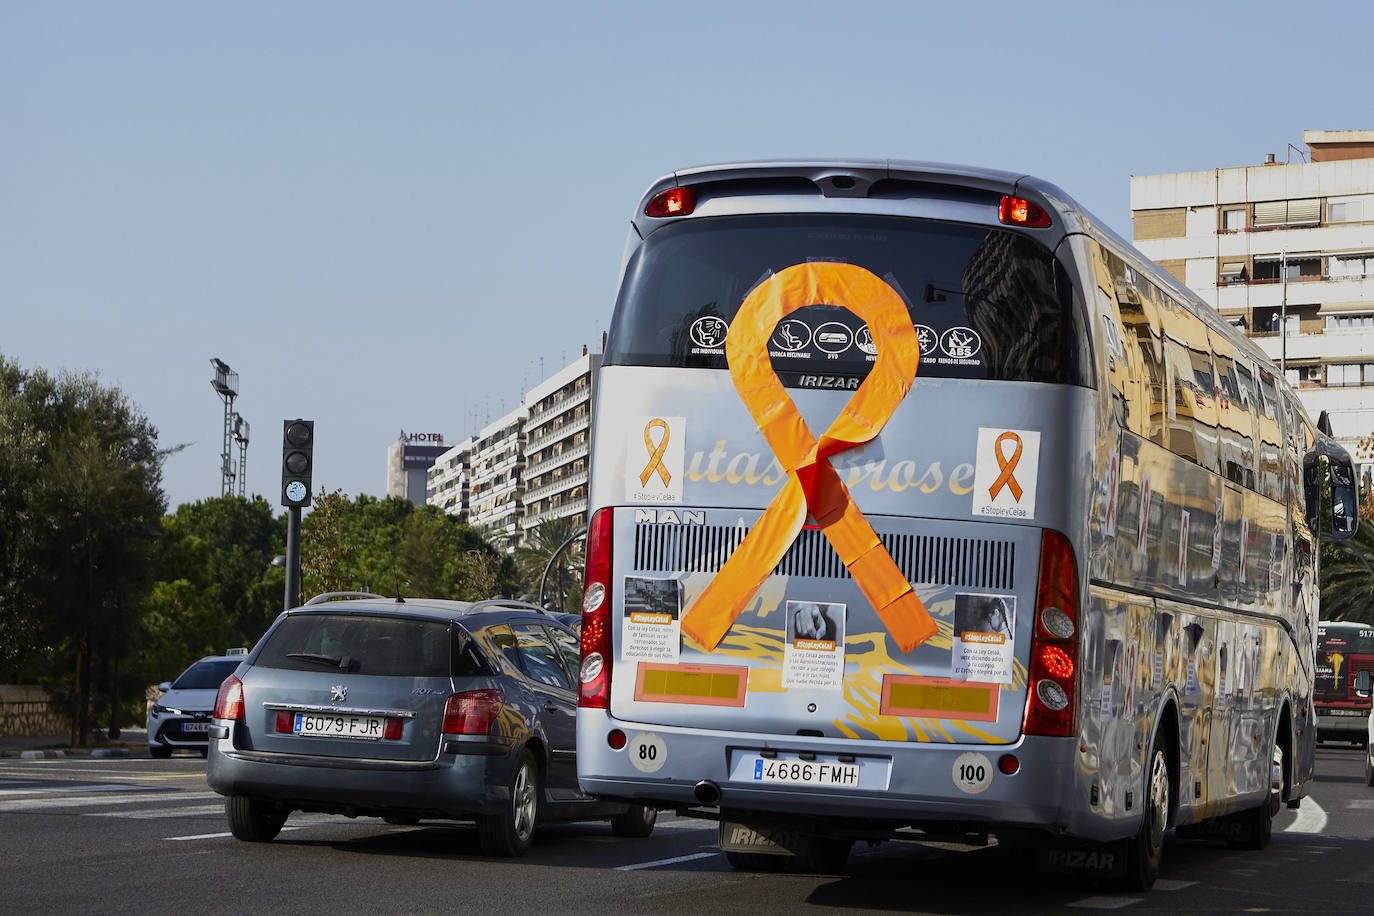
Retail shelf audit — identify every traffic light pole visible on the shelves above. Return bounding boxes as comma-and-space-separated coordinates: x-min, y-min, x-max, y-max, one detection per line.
284, 505, 302, 610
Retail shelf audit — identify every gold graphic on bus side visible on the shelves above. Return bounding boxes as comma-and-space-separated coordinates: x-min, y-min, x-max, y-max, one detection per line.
678, 261, 938, 654
639, 418, 672, 487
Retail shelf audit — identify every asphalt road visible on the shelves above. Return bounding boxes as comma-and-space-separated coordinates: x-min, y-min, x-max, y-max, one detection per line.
2, 746, 1372, 914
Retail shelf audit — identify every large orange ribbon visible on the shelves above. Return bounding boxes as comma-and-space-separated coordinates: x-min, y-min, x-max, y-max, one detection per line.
680, 262, 938, 654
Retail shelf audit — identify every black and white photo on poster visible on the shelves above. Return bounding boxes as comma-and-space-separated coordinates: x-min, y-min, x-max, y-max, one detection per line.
951, 593, 1015, 684
782, 601, 846, 691
621, 576, 681, 663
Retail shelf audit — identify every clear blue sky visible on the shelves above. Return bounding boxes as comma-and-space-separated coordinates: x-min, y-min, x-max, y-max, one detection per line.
4, 1, 1371, 511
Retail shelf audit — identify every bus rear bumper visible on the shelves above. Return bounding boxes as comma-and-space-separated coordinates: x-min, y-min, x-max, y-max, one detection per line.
576, 708, 1119, 842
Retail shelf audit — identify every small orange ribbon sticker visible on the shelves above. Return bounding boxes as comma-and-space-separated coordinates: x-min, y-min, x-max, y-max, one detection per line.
988, 431, 1023, 501
639, 418, 672, 487
679, 262, 938, 654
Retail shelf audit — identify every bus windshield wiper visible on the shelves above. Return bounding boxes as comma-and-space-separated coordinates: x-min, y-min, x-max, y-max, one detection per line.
286, 652, 352, 670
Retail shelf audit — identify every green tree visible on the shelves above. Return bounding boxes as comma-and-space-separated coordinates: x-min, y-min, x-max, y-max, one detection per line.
0, 355, 167, 741
300, 492, 516, 601
513, 516, 586, 612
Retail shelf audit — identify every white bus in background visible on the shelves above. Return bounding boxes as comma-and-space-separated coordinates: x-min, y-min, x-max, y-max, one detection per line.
574, 160, 1359, 889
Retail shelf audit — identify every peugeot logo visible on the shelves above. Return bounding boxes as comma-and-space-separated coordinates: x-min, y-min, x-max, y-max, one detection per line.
330, 685, 347, 703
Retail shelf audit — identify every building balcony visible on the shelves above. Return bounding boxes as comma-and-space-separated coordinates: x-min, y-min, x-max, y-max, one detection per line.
523, 469, 589, 504
1214, 274, 1373, 312
1248, 327, 1374, 363
524, 440, 589, 478
526, 386, 591, 432
522, 497, 588, 529
526, 414, 590, 453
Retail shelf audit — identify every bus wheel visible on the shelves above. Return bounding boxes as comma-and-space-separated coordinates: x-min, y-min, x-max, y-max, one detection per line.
1231, 743, 1279, 850
786, 836, 853, 874
1124, 733, 1169, 890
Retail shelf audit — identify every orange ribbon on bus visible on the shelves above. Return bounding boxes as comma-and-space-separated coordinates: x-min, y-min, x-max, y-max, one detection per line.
988, 431, 1023, 501
680, 262, 938, 654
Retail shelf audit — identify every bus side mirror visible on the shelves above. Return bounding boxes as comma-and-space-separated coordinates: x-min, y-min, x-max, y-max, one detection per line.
1330, 454, 1359, 540
1356, 670, 1371, 699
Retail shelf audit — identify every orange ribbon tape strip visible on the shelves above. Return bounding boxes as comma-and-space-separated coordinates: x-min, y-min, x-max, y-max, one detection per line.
680, 262, 938, 654
639, 418, 672, 487
988, 431, 1023, 501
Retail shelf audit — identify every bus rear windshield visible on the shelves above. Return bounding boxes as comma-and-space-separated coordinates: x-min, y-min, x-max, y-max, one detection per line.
606, 214, 1091, 387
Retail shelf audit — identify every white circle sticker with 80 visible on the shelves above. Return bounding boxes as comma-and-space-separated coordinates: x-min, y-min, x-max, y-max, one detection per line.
952, 751, 993, 794
628, 732, 667, 773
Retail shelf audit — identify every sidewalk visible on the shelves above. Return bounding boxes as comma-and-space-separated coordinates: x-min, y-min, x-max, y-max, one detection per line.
0, 728, 150, 759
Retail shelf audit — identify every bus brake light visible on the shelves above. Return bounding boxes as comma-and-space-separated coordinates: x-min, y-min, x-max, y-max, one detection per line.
999, 195, 1051, 228
579, 507, 615, 709
646, 186, 696, 218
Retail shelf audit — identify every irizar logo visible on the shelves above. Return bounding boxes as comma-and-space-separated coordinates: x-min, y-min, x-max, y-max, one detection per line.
634, 508, 706, 525
797, 375, 861, 390
1045, 849, 1116, 871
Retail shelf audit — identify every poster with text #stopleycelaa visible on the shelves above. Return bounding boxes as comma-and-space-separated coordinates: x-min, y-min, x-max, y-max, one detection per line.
621, 576, 681, 664
781, 601, 846, 691
951, 593, 1015, 685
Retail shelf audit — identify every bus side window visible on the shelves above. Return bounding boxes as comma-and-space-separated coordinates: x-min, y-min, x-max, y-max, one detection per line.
1162, 336, 1200, 466
1209, 333, 1256, 487
1105, 247, 1168, 446
1257, 370, 1284, 502
1232, 358, 1260, 490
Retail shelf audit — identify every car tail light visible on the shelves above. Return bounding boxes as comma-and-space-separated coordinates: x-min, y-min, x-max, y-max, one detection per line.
383, 717, 404, 740
443, 688, 504, 735
999, 194, 1051, 228
645, 186, 696, 218
579, 507, 614, 709
213, 675, 244, 721
1023, 529, 1078, 737
275, 711, 292, 733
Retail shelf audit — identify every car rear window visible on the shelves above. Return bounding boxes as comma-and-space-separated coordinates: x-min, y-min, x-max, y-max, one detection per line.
172, 659, 241, 690
607, 213, 1092, 388
254, 613, 452, 678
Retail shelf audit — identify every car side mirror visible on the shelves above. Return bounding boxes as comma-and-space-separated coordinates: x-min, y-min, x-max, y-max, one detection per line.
1357, 670, 1371, 699
157, 681, 172, 693
1330, 455, 1359, 539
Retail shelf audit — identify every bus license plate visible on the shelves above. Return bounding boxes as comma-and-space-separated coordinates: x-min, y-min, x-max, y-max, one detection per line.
748, 757, 860, 787
293, 712, 385, 739
1325, 709, 1364, 717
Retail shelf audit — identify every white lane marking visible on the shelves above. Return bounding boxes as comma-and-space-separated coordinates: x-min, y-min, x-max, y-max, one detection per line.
87, 804, 225, 819
1151, 880, 1199, 891
0, 783, 154, 797
1344, 799, 1374, 809
1067, 897, 1141, 909
0, 792, 220, 812
616, 851, 718, 871
1283, 798, 1328, 833
167, 825, 309, 842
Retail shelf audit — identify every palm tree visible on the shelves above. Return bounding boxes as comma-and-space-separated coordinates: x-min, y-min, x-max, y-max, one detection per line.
513, 516, 586, 613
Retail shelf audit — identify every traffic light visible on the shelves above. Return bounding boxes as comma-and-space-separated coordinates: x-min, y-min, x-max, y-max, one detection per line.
281, 419, 314, 507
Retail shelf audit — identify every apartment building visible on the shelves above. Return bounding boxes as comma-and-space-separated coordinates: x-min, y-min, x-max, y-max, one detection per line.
425, 349, 601, 549
1130, 129, 1374, 467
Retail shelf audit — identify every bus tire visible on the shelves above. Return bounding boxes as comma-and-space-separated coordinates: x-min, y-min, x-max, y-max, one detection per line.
1124, 732, 1169, 890
609, 804, 657, 838
786, 836, 853, 874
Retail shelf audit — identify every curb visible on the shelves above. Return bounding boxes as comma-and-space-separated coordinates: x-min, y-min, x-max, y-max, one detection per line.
91, 748, 131, 759
19, 750, 68, 759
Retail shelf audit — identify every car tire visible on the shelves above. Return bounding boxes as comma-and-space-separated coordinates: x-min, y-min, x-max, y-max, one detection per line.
149, 746, 172, 759
610, 804, 657, 838
200, 748, 209, 759
225, 795, 288, 843
1123, 732, 1169, 890
477, 748, 540, 857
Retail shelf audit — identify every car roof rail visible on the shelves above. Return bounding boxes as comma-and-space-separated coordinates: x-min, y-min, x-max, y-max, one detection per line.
303, 591, 386, 606
464, 598, 553, 617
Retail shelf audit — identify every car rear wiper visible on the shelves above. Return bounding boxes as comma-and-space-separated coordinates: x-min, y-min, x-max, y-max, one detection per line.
286, 652, 354, 670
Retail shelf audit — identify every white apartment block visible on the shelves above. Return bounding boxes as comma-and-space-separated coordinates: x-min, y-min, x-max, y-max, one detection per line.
1131, 129, 1374, 469
425, 348, 601, 549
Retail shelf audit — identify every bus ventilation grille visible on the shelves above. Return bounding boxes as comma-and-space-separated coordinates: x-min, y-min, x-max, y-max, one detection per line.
632, 525, 1015, 590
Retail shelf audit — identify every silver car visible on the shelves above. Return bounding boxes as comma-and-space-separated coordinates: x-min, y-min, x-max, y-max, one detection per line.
206, 596, 656, 855
148, 654, 245, 758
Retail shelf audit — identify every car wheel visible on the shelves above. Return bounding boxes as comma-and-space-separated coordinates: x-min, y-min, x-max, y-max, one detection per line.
225, 795, 288, 842
149, 746, 172, 759
1124, 732, 1169, 890
610, 804, 657, 838
477, 748, 541, 856
200, 748, 209, 759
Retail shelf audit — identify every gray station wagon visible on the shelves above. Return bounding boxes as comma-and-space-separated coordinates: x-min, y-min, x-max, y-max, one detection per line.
206, 595, 656, 855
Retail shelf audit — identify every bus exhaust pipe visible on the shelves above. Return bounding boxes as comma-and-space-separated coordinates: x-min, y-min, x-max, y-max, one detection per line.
694, 780, 721, 806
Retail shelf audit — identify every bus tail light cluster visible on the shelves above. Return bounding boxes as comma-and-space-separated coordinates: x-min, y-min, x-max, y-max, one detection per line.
1024, 529, 1079, 737
999, 194, 1051, 228
579, 507, 614, 709
443, 688, 505, 735
213, 675, 245, 721
645, 186, 696, 218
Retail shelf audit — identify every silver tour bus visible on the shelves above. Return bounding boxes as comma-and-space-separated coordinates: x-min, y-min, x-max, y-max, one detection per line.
574, 160, 1358, 888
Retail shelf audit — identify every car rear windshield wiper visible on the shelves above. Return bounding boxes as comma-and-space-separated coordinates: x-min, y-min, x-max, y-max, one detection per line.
286, 652, 354, 670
